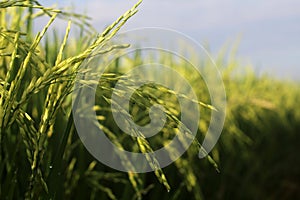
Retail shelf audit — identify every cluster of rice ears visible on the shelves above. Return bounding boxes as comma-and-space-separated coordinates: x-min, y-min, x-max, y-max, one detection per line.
0, 0, 220, 199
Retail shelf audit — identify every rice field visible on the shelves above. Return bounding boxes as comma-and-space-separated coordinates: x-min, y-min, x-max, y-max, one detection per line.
0, 1, 299, 199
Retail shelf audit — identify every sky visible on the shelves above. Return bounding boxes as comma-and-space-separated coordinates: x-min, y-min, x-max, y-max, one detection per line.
41, 0, 300, 80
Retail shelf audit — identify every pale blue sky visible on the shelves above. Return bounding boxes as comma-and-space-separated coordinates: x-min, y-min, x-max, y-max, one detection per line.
41, 0, 300, 80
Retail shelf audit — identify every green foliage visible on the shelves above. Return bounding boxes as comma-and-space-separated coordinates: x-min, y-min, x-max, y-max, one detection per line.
0, 1, 300, 200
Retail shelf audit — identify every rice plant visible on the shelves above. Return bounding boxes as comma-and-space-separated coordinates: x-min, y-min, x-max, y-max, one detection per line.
1, 0, 299, 200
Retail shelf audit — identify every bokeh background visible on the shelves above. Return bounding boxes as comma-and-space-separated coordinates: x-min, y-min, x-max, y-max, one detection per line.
43, 0, 300, 80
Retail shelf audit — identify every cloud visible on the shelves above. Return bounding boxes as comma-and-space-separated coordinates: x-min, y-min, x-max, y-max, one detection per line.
81, 0, 300, 31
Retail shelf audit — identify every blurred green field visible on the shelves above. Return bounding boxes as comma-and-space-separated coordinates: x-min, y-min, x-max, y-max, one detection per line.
0, 1, 300, 199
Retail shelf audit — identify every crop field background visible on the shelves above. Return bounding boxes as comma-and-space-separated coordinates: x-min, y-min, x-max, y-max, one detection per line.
0, 1, 299, 199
